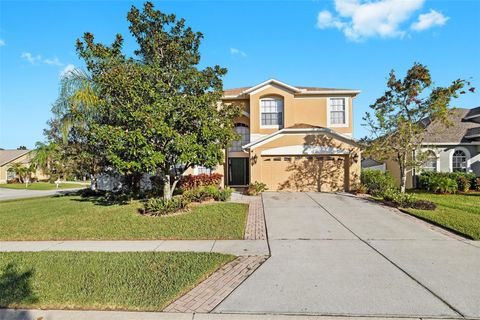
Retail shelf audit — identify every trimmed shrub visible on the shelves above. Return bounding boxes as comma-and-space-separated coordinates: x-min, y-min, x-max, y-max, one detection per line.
429, 176, 458, 194
213, 187, 233, 202
456, 175, 470, 192
383, 189, 415, 207
419, 171, 476, 191
476, 178, 480, 191
179, 173, 223, 191
382, 189, 436, 210
246, 181, 268, 196
183, 185, 232, 202
143, 195, 191, 216
361, 169, 396, 197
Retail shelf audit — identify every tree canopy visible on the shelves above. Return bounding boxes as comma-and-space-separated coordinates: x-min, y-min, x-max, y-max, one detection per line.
363, 62, 474, 192
47, 2, 239, 198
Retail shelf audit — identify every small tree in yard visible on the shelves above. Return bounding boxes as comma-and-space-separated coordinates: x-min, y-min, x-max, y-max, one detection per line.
8, 163, 35, 186
363, 63, 474, 193
72, 2, 239, 199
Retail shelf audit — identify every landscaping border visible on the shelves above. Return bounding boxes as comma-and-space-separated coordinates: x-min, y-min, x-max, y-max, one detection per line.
164, 255, 268, 313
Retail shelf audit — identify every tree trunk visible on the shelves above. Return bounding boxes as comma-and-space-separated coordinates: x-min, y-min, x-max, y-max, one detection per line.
170, 177, 180, 198
399, 165, 407, 193
163, 174, 171, 200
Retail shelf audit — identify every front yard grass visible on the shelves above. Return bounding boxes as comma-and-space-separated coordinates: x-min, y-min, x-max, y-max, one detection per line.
0, 182, 85, 190
0, 196, 248, 240
0, 251, 233, 311
403, 191, 480, 240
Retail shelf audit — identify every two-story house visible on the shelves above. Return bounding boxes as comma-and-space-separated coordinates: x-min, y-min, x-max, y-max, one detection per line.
201, 79, 362, 192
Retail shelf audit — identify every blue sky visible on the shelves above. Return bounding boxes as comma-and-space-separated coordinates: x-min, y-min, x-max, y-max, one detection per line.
1, 0, 479, 149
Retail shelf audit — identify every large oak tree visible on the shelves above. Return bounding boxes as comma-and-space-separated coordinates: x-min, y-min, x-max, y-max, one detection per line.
59, 2, 238, 198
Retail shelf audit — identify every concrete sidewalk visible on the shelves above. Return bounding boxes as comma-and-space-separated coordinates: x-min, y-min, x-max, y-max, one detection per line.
0, 240, 269, 256
2, 309, 464, 320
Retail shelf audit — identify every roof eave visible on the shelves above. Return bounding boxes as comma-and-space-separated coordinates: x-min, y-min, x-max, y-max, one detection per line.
242, 127, 358, 150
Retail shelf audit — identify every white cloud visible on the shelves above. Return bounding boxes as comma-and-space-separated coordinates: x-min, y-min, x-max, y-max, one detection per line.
43, 57, 64, 66
230, 47, 247, 57
60, 64, 76, 78
317, 10, 345, 29
0, 39, 5, 47
21, 52, 42, 64
411, 9, 449, 31
316, 0, 446, 41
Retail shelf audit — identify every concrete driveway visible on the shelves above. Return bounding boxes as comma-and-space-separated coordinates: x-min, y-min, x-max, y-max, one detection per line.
0, 187, 83, 201
216, 192, 480, 318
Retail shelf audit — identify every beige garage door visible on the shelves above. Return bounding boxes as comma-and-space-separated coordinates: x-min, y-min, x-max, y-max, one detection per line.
261, 155, 347, 192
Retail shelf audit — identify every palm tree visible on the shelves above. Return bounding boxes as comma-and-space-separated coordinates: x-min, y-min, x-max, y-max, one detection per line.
49, 67, 102, 188
32, 142, 59, 176
8, 163, 35, 186
53, 68, 100, 140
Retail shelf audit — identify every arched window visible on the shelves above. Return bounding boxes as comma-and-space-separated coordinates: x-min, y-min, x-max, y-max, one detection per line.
452, 150, 467, 172
422, 150, 437, 172
260, 97, 284, 128
230, 124, 250, 152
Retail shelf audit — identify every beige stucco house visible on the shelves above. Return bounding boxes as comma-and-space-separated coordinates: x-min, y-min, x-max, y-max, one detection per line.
196, 79, 362, 192
0, 149, 47, 183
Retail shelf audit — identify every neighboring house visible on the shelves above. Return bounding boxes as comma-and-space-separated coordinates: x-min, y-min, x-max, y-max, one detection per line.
384, 107, 480, 188
0, 149, 47, 183
194, 79, 362, 192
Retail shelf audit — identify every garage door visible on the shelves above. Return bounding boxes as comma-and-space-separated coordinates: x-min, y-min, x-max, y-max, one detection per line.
261, 155, 347, 192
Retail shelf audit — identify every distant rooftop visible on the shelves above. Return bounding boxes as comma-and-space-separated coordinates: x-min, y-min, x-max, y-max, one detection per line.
0, 149, 31, 166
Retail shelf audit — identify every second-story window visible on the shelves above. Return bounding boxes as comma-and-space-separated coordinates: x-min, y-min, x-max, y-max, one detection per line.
260, 98, 283, 127
329, 98, 346, 126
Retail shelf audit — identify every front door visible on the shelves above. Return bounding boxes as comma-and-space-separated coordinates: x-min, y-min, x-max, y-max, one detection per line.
228, 158, 249, 186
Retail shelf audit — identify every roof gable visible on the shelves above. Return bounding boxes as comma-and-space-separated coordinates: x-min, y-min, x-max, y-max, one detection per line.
0, 149, 31, 166
223, 79, 360, 98
242, 79, 302, 95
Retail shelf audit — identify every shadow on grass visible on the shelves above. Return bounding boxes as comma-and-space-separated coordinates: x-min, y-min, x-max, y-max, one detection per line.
0, 263, 38, 319
71, 195, 132, 206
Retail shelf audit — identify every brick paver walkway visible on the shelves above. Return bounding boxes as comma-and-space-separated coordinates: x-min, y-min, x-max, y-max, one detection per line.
164, 255, 268, 313
243, 196, 267, 240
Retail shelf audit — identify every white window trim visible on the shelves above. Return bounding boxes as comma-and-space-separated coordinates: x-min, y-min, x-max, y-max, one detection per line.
259, 97, 284, 129
419, 148, 440, 172
448, 147, 471, 172
327, 97, 349, 128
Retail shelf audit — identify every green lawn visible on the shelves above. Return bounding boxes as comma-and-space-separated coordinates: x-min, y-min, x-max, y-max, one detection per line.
0, 196, 248, 240
403, 191, 480, 240
0, 182, 85, 190
0, 251, 233, 311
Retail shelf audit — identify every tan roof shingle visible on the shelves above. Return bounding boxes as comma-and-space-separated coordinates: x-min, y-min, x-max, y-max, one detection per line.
0, 149, 31, 167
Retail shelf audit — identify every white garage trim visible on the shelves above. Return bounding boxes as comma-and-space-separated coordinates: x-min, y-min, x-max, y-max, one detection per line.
261, 145, 350, 156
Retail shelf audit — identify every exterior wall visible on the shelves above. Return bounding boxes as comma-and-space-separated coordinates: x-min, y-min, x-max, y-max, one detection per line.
249, 133, 360, 192
384, 157, 414, 189
0, 152, 48, 183
223, 85, 355, 138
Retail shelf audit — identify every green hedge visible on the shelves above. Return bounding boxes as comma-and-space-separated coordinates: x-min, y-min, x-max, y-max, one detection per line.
361, 169, 396, 196
419, 171, 477, 192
